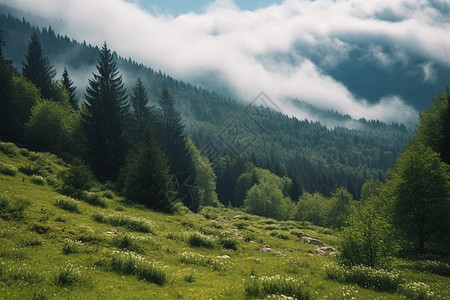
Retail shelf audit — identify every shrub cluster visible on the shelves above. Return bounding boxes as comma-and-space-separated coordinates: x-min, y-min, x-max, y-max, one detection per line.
0, 193, 30, 220
180, 252, 232, 272
187, 232, 216, 248
55, 196, 81, 213
109, 251, 168, 285
54, 263, 83, 286
30, 175, 46, 185
110, 234, 142, 252
325, 264, 403, 292
82, 191, 107, 208
398, 282, 435, 300
244, 275, 310, 299
0, 162, 18, 176
92, 213, 153, 233
412, 260, 450, 277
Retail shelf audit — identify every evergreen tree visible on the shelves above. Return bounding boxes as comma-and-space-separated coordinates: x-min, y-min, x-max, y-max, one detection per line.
156, 88, 198, 210
61, 67, 77, 110
124, 127, 179, 212
0, 30, 5, 59
0, 31, 14, 140
186, 138, 220, 207
130, 78, 153, 137
22, 32, 56, 100
81, 42, 129, 181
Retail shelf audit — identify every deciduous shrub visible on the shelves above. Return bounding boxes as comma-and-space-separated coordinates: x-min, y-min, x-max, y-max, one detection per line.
55, 196, 81, 213
244, 275, 310, 299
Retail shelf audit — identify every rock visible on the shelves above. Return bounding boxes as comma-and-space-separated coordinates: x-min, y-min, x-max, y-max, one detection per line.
217, 255, 231, 259
315, 246, 335, 256
318, 246, 335, 252
232, 215, 243, 219
105, 231, 118, 236
259, 245, 284, 256
302, 237, 324, 246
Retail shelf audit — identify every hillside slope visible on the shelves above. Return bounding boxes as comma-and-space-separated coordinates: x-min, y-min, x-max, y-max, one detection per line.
1, 142, 450, 299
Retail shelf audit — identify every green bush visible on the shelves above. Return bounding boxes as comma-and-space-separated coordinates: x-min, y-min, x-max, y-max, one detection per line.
30, 175, 46, 185
412, 260, 450, 277
61, 159, 95, 192
219, 236, 239, 250
0, 162, 18, 176
244, 275, 310, 299
62, 239, 82, 254
82, 191, 107, 208
102, 190, 115, 199
18, 163, 43, 176
55, 196, 81, 213
180, 252, 231, 272
0, 193, 30, 220
188, 232, 215, 248
111, 234, 141, 252
109, 251, 168, 285
54, 263, 83, 286
92, 213, 153, 233
338, 199, 396, 268
399, 282, 435, 300
0, 142, 18, 156
325, 264, 403, 292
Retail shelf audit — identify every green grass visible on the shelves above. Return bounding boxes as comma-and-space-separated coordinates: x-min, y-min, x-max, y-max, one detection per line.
1, 141, 449, 299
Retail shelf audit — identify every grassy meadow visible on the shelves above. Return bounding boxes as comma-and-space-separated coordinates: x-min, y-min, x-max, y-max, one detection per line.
0, 142, 449, 299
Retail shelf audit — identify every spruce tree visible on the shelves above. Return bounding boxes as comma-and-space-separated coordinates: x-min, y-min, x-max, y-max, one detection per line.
156, 88, 199, 210
0, 31, 14, 140
22, 32, 56, 100
130, 78, 153, 137
61, 67, 78, 110
82, 42, 129, 181
124, 127, 179, 212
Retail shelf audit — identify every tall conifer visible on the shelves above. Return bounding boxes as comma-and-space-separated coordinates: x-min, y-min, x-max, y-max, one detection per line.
22, 32, 56, 100
61, 67, 77, 110
82, 42, 129, 181
130, 78, 153, 137
156, 88, 199, 210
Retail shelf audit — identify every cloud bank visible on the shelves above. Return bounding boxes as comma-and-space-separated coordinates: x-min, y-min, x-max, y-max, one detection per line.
4, 0, 450, 126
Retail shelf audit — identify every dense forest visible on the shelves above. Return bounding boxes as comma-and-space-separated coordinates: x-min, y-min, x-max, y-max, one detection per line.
0, 9, 412, 206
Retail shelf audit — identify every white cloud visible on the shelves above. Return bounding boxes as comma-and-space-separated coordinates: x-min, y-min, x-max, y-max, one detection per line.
421, 61, 437, 82
5, 0, 449, 126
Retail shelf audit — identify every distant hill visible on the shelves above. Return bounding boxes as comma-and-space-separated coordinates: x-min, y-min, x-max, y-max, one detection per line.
0, 7, 412, 201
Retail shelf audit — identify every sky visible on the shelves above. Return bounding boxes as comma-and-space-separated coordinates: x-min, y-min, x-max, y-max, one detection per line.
3, 0, 450, 126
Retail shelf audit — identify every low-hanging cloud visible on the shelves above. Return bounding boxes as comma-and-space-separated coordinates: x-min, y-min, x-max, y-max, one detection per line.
5, 0, 450, 126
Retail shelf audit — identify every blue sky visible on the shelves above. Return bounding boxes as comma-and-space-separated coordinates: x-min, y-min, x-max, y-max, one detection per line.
131, 0, 282, 15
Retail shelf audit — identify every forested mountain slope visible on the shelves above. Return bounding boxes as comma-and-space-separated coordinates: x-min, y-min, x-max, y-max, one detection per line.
0, 8, 412, 201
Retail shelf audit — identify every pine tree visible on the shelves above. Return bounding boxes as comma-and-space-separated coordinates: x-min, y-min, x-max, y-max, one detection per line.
81, 42, 129, 181
61, 67, 77, 110
124, 127, 179, 212
130, 78, 153, 137
156, 88, 199, 210
22, 32, 56, 100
